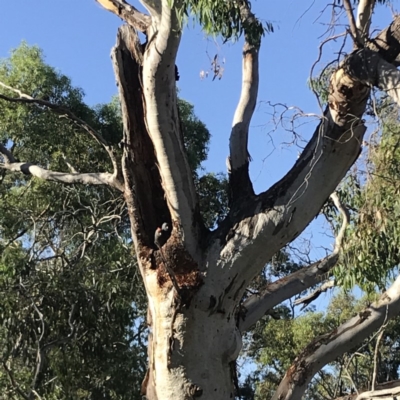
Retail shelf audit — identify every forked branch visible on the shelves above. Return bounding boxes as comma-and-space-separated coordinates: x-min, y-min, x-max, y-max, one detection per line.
293, 279, 335, 309
239, 192, 349, 332
207, 17, 400, 317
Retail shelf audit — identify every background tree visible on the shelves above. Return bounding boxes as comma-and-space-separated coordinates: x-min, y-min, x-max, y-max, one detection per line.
2, 0, 400, 399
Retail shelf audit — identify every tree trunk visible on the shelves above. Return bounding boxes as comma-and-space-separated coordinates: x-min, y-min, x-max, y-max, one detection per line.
111, 23, 239, 399
143, 297, 240, 399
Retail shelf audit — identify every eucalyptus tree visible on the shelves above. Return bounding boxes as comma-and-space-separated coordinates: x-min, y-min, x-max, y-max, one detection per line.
0, 44, 225, 399
3, 0, 400, 399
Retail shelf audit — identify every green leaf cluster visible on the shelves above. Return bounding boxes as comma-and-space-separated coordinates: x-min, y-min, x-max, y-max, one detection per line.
334, 105, 400, 291
174, 0, 271, 46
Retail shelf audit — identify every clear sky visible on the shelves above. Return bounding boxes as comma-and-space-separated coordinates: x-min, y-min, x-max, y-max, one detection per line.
0, 1, 397, 272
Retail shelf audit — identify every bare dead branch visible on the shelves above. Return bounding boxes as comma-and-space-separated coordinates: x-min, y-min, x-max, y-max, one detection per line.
355, 385, 400, 399
62, 154, 79, 173
32, 390, 42, 399
0, 82, 122, 180
309, 31, 348, 111
272, 276, 400, 400
3, 206, 50, 250
239, 192, 349, 332
41, 303, 78, 353
96, 0, 151, 32
371, 329, 385, 392
331, 191, 351, 252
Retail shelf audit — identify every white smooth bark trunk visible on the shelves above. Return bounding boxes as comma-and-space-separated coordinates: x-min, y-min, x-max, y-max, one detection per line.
144, 273, 241, 400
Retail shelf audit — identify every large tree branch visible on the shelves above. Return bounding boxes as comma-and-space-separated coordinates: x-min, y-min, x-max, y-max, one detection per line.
0, 81, 122, 181
343, 47, 400, 108
201, 17, 400, 317
333, 380, 400, 399
141, 0, 202, 258
112, 25, 170, 246
0, 145, 123, 190
96, 0, 151, 32
375, 56, 400, 105
228, 1, 259, 200
0, 162, 123, 189
272, 274, 400, 400
238, 192, 348, 332
367, 16, 400, 67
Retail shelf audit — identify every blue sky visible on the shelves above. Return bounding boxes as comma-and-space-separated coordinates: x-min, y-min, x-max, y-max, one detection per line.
0, 1, 395, 184
0, 1, 397, 276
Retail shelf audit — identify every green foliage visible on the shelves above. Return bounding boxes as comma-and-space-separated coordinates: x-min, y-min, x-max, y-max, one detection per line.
173, 0, 271, 46
179, 98, 210, 171
333, 105, 400, 291
0, 178, 147, 399
307, 66, 334, 106
196, 172, 229, 228
0, 43, 118, 174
